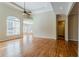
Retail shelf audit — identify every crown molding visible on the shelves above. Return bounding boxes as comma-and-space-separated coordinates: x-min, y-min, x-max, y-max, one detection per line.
5, 2, 23, 11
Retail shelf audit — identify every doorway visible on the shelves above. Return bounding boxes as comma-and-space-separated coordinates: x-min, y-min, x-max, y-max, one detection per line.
56, 15, 65, 40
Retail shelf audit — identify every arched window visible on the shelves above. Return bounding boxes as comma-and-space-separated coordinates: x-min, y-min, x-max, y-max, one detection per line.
7, 16, 20, 36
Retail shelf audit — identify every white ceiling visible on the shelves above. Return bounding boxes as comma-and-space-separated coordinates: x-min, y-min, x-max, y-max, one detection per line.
14, 2, 53, 13
12, 2, 73, 15
51, 2, 73, 15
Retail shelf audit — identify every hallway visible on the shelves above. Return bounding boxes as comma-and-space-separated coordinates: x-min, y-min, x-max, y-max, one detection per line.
0, 34, 78, 57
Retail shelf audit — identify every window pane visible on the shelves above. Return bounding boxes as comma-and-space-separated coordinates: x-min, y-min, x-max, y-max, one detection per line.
7, 16, 20, 36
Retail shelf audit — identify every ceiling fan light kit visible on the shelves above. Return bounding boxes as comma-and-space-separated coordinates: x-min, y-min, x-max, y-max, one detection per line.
23, 2, 32, 16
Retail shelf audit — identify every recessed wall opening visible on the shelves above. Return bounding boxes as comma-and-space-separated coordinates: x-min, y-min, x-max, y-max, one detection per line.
56, 15, 65, 40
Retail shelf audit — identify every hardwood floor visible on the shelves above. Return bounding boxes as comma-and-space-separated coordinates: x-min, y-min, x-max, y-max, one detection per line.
0, 34, 78, 57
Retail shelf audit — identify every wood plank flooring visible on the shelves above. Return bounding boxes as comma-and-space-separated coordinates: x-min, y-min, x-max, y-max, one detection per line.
0, 34, 78, 57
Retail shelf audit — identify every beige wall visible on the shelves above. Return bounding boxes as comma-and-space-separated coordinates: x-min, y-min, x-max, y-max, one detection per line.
68, 3, 78, 41
33, 10, 56, 39
77, 3, 79, 56
65, 16, 68, 41
68, 15, 78, 41
0, 3, 24, 41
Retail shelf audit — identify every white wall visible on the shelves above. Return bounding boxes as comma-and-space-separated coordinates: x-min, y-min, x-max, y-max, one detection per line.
32, 10, 56, 39
0, 3, 23, 41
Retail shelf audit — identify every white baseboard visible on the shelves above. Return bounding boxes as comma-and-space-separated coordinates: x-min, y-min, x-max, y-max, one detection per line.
68, 39, 78, 41
33, 34, 56, 40
0, 35, 21, 42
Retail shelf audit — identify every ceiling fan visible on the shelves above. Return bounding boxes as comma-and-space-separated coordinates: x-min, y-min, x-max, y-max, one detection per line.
23, 2, 32, 16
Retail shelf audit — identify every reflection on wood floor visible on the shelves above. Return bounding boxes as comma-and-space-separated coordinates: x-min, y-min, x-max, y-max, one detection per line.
0, 34, 78, 57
